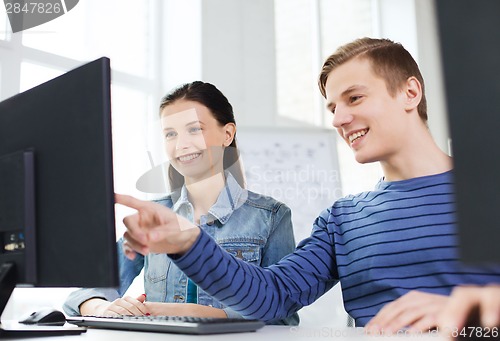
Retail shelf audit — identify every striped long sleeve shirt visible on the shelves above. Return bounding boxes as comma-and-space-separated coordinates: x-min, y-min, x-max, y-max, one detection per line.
172, 171, 500, 326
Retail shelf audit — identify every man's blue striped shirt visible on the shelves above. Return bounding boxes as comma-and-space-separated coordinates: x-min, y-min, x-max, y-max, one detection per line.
172, 171, 500, 326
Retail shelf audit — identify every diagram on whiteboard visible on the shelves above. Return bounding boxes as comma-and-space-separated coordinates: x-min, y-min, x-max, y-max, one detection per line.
236, 128, 342, 240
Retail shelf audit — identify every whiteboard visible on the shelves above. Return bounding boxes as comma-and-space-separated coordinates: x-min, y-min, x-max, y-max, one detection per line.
236, 127, 342, 241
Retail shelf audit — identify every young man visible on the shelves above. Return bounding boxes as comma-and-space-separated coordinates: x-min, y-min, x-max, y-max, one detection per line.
117, 38, 500, 333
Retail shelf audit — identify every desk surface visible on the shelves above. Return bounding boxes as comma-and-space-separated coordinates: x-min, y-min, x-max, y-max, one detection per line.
1, 324, 447, 340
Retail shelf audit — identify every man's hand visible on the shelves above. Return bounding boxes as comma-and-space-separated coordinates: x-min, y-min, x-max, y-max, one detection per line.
438, 285, 500, 335
366, 291, 448, 334
115, 194, 200, 258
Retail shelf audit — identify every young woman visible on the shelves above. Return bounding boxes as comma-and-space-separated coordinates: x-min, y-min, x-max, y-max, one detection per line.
63, 81, 298, 325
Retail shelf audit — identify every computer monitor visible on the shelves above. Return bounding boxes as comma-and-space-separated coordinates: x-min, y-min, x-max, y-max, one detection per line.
436, 0, 500, 264
0, 57, 119, 321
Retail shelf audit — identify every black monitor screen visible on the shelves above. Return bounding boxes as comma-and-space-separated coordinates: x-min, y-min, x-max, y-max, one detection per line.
436, 0, 500, 264
0, 57, 119, 316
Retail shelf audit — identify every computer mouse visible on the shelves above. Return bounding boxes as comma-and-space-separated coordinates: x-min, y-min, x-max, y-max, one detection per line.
19, 307, 67, 326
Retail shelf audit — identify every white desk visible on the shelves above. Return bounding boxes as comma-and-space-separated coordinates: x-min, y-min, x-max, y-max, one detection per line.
1, 324, 447, 340
2, 288, 451, 340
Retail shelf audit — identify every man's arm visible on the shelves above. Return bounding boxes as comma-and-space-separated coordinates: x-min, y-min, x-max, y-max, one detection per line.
117, 194, 339, 322
171, 224, 338, 322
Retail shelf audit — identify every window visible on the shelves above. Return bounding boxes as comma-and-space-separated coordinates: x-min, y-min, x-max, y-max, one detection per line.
274, 0, 382, 196
274, 0, 319, 126
21, 2, 154, 78
0, 0, 162, 238
20, 62, 63, 92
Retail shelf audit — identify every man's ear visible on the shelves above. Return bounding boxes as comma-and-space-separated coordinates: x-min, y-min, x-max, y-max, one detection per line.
404, 76, 423, 112
223, 123, 236, 146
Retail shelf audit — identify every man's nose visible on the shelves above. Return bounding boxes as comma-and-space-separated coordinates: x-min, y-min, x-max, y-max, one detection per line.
332, 106, 353, 128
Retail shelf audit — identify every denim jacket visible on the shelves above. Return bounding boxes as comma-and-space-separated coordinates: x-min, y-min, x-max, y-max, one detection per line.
64, 173, 299, 325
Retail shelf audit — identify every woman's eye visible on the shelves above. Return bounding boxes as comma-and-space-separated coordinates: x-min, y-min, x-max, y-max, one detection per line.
165, 131, 176, 139
189, 127, 202, 133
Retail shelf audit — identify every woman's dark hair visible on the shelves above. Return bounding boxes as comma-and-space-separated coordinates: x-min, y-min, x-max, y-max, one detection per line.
159, 81, 245, 191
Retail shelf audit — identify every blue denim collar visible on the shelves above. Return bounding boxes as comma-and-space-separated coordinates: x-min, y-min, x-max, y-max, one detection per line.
171, 172, 247, 226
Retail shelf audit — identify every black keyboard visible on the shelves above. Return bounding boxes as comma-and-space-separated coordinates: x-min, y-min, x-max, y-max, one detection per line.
66, 315, 265, 335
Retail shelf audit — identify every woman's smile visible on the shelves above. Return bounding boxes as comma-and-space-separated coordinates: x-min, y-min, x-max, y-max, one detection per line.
177, 152, 202, 164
